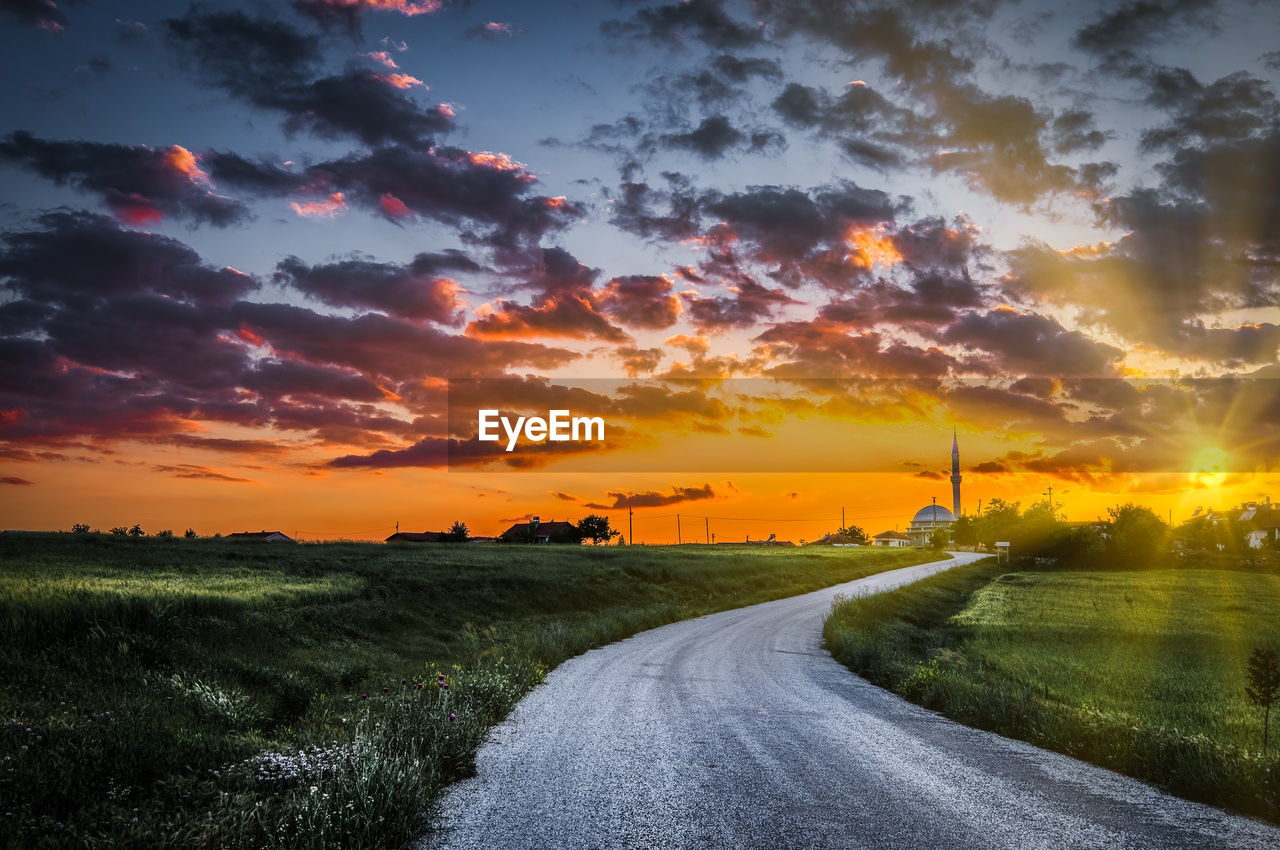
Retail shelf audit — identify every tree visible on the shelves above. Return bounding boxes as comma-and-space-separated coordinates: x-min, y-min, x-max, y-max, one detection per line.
974, 498, 1021, 551
951, 514, 977, 549
109, 526, 128, 536
929, 527, 951, 549
1246, 647, 1280, 752
156, 529, 175, 539
835, 525, 869, 545
128, 524, 144, 537
446, 520, 469, 542
71, 523, 90, 534
184, 528, 198, 539
1106, 503, 1167, 567
576, 514, 618, 545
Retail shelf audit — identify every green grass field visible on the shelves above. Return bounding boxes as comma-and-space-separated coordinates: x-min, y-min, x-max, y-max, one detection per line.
824, 559, 1280, 822
1, 534, 937, 849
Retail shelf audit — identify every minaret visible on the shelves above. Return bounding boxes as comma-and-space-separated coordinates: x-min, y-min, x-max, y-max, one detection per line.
950, 427, 962, 517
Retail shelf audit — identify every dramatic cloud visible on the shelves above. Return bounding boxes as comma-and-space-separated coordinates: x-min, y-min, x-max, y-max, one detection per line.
683, 276, 797, 332
166, 10, 453, 146
467, 248, 629, 342
274, 253, 473, 324
0, 133, 247, 226
940, 309, 1125, 377
309, 145, 583, 255
584, 483, 718, 510
597, 275, 682, 330
602, 0, 764, 49
0, 0, 77, 31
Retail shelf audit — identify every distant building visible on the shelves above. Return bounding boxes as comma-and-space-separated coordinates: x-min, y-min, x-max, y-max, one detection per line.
903, 433, 962, 546
873, 530, 910, 547
386, 531, 446, 543
499, 517, 578, 544
907, 503, 955, 547
226, 530, 296, 543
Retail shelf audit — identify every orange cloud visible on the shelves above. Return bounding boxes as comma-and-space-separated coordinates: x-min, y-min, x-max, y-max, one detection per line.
290, 192, 347, 219
310, 0, 442, 15
363, 51, 399, 69
845, 224, 903, 269
378, 193, 412, 218
467, 151, 532, 178
164, 145, 211, 185
374, 73, 424, 89
110, 193, 164, 226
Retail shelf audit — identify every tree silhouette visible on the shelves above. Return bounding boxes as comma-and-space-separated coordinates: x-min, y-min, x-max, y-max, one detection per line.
576, 514, 618, 545
1246, 647, 1280, 752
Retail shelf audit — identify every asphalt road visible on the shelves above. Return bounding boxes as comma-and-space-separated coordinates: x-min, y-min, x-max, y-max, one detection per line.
420, 553, 1280, 849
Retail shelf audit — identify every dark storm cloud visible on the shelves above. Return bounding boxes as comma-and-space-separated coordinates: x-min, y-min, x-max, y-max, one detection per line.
327, 431, 612, 470
0, 211, 257, 307
0, 215, 584, 456
662, 115, 746, 159
165, 10, 453, 146
650, 54, 782, 107
0, 0, 79, 31
940, 310, 1125, 377
683, 276, 797, 332
466, 247, 630, 343
274, 253, 474, 324
202, 151, 309, 195
747, 2, 1106, 204
1072, 0, 1219, 73
817, 269, 986, 330
703, 182, 898, 266
602, 0, 764, 49
235, 300, 581, 378
608, 174, 702, 242
311, 144, 583, 256
584, 484, 717, 510
0, 132, 249, 227
597, 275, 682, 330
753, 321, 957, 379
771, 81, 922, 169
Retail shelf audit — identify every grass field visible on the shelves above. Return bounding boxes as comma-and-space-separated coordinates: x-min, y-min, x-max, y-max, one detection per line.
0, 534, 937, 849
824, 559, 1280, 822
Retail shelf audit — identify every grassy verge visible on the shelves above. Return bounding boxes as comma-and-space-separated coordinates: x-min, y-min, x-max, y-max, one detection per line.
823, 557, 1280, 822
1, 535, 939, 848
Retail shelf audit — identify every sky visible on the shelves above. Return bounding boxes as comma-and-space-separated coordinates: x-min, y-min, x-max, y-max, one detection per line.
0, 0, 1278, 542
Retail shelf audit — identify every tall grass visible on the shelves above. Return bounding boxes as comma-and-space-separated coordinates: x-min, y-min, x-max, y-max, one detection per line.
1, 534, 935, 848
824, 557, 1280, 822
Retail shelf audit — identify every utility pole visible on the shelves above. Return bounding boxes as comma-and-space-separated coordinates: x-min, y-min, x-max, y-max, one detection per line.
1043, 485, 1054, 513
676, 514, 681, 545
705, 516, 709, 545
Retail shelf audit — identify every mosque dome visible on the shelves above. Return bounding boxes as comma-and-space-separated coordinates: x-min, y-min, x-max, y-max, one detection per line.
911, 504, 955, 524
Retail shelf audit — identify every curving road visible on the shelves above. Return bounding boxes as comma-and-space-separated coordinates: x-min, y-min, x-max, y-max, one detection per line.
419, 553, 1280, 849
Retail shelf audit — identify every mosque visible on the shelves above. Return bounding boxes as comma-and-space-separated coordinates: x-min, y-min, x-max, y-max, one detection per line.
904, 431, 962, 546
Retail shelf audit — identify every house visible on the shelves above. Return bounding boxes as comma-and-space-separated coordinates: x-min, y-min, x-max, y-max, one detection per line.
873, 530, 911, 548
386, 531, 446, 543
807, 532, 864, 546
499, 517, 579, 544
1245, 508, 1280, 549
226, 530, 296, 543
